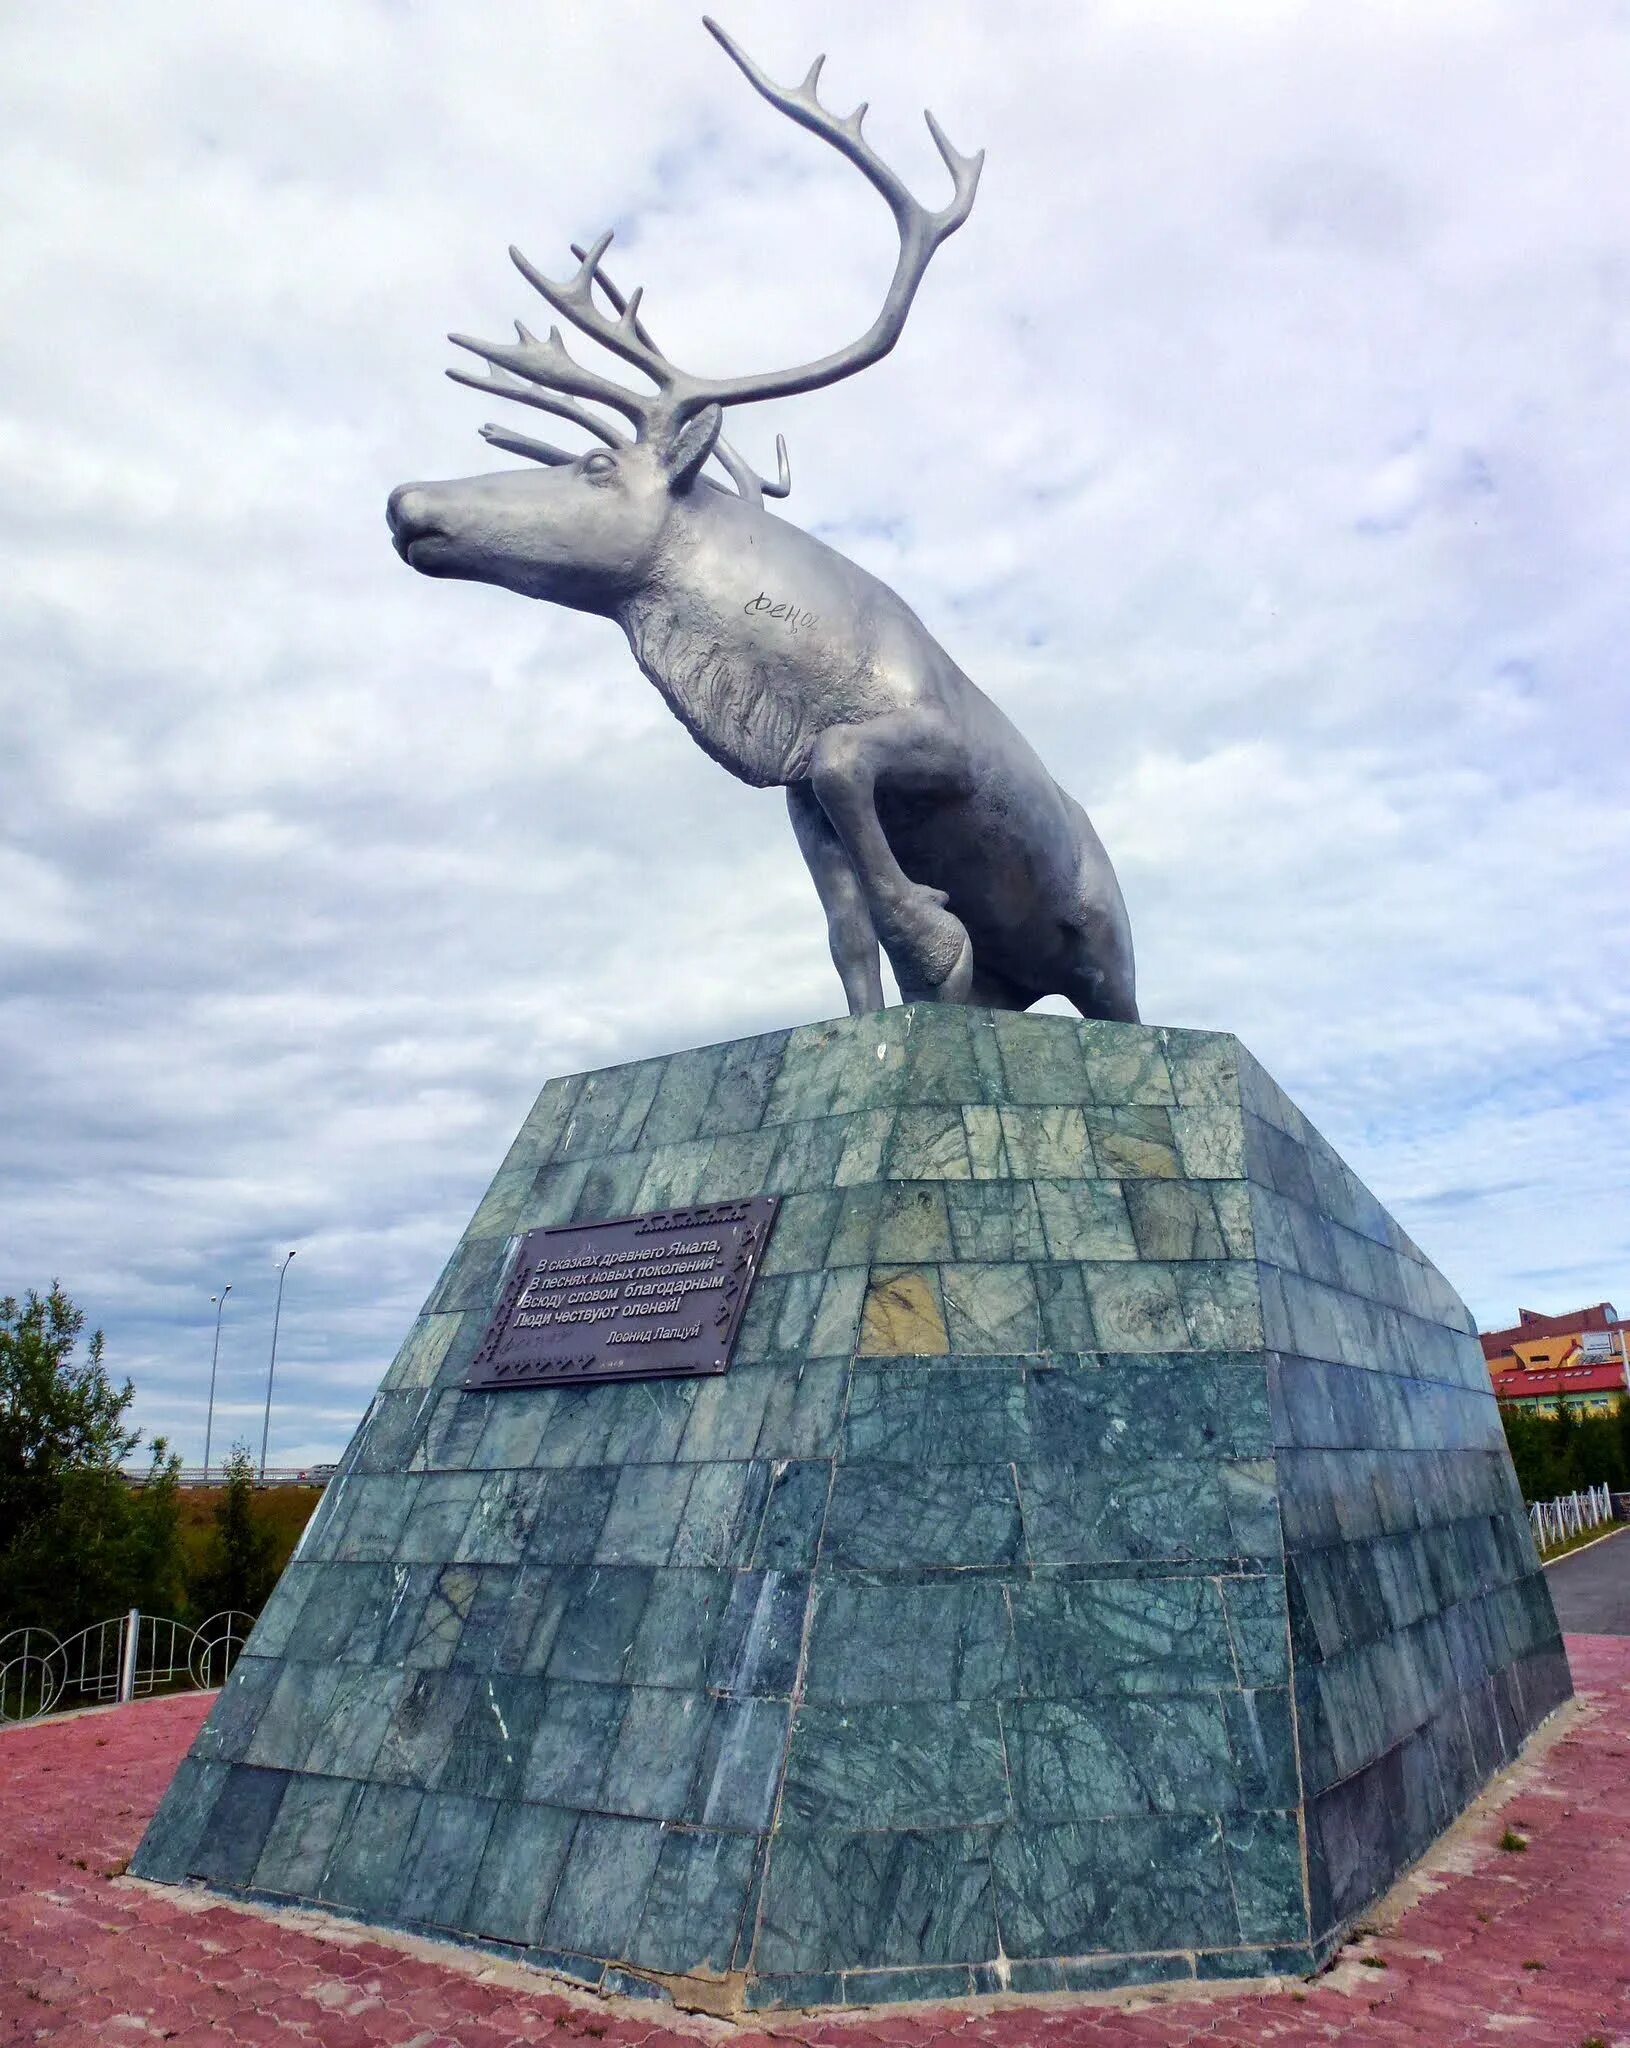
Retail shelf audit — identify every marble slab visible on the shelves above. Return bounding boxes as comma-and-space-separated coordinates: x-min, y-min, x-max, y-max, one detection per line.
134, 1008, 1567, 2012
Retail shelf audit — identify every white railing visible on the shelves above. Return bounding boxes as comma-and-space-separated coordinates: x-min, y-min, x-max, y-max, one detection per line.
0, 1608, 252, 1725
1530, 1483, 1615, 1553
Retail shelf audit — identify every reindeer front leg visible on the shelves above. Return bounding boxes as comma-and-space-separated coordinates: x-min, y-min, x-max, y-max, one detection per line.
808, 715, 976, 1004
787, 784, 885, 1015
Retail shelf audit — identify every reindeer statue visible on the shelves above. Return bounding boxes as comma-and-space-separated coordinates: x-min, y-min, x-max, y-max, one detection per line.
388, 18, 1137, 1020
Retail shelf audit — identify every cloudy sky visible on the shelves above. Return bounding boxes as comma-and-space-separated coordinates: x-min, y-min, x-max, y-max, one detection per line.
4, 0, 1627, 1468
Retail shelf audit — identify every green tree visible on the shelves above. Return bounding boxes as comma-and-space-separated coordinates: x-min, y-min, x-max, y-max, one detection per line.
0, 1285, 135, 1536
0, 1285, 186, 1634
190, 1444, 278, 1620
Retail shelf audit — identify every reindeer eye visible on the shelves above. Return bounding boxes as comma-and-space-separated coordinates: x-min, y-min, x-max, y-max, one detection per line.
581, 450, 617, 481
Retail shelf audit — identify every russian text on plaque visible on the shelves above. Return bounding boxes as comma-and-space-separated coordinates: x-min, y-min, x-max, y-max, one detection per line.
463, 1195, 780, 1390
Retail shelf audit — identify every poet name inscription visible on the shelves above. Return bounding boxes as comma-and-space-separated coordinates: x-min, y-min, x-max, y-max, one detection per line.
464, 1195, 780, 1390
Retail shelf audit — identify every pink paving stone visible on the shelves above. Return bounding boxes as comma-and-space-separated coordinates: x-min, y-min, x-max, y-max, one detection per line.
3, 1649, 1630, 2046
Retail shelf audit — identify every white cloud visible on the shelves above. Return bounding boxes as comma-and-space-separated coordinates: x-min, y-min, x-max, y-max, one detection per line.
2, 0, 1627, 1462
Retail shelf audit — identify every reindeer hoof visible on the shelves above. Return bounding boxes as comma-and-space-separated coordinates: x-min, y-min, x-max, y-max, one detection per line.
894, 907, 974, 1005
926, 931, 974, 1004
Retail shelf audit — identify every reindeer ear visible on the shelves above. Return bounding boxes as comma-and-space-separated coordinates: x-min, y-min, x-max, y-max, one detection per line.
663, 404, 724, 492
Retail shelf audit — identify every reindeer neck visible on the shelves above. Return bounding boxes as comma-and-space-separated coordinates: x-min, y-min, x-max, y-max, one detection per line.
615, 494, 826, 789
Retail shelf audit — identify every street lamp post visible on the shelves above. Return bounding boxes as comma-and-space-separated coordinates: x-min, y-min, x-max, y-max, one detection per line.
259, 1250, 297, 1482
203, 1283, 231, 1484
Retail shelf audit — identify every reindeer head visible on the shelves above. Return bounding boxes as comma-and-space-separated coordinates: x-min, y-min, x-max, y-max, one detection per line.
387, 18, 981, 615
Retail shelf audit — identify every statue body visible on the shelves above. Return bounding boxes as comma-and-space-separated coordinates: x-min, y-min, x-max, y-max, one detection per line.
388, 19, 1136, 1020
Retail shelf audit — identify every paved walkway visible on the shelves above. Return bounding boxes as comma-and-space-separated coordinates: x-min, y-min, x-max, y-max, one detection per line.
3, 1638, 1628, 2048
1547, 1525, 1630, 1636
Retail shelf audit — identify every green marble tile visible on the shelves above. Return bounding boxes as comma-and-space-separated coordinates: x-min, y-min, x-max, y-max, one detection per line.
1020, 1459, 1234, 1565
251, 1773, 354, 1899
542, 1812, 665, 1957
1078, 1023, 1178, 1106
540, 1566, 652, 1686
699, 1030, 789, 1136
1034, 1179, 1137, 1261
555, 1062, 655, 1161
437, 1675, 548, 1799
1012, 1576, 1237, 1698
1003, 1695, 1242, 1819
1171, 1104, 1248, 1179
631, 1828, 760, 1973
803, 1579, 1018, 1703
373, 1669, 478, 1787
998, 1106, 1091, 1179
834, 1108, 896, 1185
395, 1475, 483, 1563
760, 1188, 843, 1274
873, 1182, 954, 1262
1177, 1262, 1267, 1349
886, 1107, 972, 1180
844, 1363, 1031, 1466
753, 1357, 848, 1461
499, 1071, 585, 1175
824, 1464, 1023, 1569
1083, 1106, 1181, 1178
517, 1159, 593, 1230
752, 1459, 831, 1568
382, 1314, 462, 1394
1034, 1264, 1098, 1351
991, 1011, 1090, 1104
944, 1180, 1047, 1262
1223, 1574, 1292, 1685
576, 1159, 650, 1229
466, 1165, 534, 1243
898, 1006, 982, 1102
1125, 1181, 1230, 1261
465, 1801, 576, 1946
809, 1267, 868, 1355
671, 1460, 768, 1567
782, 1701, 1009, 1826
754, 1826, 997, 1973
396, 1790, 497, 1931
633, 1139, 715, 1211
962, 1105, 1008, 1179
942, 1263, 1041, 1354
825, 1182, 884, 1266
692, 1694, 791, 1826
594, 1464, 694, 1566
1082, 1263, 1190, 1351
1224, 1811, 1308, 1944
600, 1687, 714, 1819
1160, 1030, 1240, 1108
992, 1814, 1236, 1957
640, 1044, 728, 1147
690, 1126, 780, 1202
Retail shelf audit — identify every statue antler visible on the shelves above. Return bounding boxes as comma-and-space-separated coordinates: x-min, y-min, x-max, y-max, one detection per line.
448, 21, 981, 462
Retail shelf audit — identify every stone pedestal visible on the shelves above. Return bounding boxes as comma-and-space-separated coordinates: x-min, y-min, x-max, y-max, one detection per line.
134, 1008, 1568, 2012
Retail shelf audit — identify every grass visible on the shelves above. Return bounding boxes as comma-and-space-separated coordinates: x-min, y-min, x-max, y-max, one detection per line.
1536, 1518, 1623, 1564
176, 1482, 318, 1592
1499, 1827, 1529, 1853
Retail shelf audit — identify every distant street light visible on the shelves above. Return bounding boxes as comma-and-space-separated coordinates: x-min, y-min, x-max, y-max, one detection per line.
259, 1250, 297, 1482
203, 1284, 231, 1484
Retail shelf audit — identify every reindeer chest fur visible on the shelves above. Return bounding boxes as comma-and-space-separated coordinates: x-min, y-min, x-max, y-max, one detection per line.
622, 596, 821, 789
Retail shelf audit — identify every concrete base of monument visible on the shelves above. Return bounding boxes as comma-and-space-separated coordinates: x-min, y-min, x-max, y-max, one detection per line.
131, 1007, 1570, 2012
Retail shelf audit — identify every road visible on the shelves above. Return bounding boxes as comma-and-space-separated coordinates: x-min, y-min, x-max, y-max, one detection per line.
1548, 1522, 1630, 1636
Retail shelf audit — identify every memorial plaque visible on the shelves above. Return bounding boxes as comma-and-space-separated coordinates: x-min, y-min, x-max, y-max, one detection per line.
464, 1195, 780, 1390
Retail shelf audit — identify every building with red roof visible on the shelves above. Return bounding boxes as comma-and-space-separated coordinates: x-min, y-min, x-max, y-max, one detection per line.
1481, 1300, 1630, 1416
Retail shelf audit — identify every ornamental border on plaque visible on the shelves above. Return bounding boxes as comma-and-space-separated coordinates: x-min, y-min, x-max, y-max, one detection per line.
463, 1195, 780, 1390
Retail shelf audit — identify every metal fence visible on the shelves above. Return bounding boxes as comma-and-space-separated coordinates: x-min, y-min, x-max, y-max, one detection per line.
0, 1608, 252, 1725
1529, 1482, 1615, 1553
